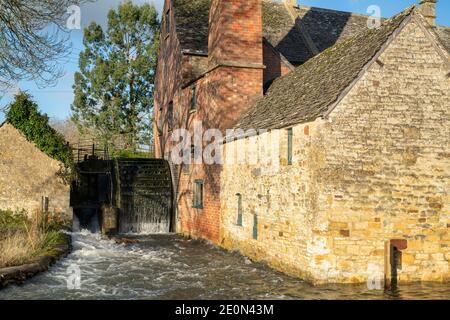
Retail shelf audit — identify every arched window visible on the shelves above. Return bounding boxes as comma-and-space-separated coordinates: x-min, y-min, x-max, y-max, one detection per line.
165, 9, 171, 35
190, 85, 197, 112
158, 107, 163, 136
168, 102, 173, 131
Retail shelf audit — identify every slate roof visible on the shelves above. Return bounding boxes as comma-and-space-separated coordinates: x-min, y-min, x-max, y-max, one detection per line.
173, 0, 373, 64
295, 6, 380, 56
233, 7, 415, 131
173, 0, 211, 55
261, 1, 310, 64
173, 1, 450, 60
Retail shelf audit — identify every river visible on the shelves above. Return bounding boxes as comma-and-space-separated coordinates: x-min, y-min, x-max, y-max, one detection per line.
0, 231, 449, 300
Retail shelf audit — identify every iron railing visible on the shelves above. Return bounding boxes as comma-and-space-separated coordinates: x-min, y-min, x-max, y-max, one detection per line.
70, 139, 155, 163
71, 139, 109, 163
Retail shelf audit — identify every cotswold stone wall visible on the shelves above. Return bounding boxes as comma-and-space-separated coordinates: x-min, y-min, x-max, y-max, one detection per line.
220, 19, 450, 284
221, 126, 319, 281
0, 123, 70, 216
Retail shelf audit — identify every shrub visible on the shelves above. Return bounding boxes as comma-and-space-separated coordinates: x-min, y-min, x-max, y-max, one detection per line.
0, 232, 35, 268
0, 210, 28, 234
112, 149, 154, 159
0, 210, 67, 268
5, 92, 74, 171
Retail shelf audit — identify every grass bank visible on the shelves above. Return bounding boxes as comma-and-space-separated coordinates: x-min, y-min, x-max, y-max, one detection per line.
0, 210, 69, 269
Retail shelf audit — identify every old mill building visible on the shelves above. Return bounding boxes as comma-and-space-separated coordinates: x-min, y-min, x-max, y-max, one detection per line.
154, 0, 450, 284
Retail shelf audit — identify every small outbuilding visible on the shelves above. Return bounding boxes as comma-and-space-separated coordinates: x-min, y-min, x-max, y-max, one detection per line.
0, 122, 71, 216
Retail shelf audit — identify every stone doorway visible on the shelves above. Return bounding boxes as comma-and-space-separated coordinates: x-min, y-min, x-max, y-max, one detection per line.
384, 239, 407, 288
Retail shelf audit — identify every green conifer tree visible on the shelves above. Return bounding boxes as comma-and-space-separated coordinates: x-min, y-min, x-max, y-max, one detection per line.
71, 1, 160, 152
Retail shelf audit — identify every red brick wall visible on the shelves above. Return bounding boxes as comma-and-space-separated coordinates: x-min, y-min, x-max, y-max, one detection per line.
155, 0, 269, 244
209, 0, 263, 66
174, 66, 263, 243
154, 0, 184, 159
176, 0, 265, 243
263, 40, 292, 90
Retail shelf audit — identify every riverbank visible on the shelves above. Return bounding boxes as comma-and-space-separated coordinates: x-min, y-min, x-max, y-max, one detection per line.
1, 232, 449, 300
0, 210, 71, 289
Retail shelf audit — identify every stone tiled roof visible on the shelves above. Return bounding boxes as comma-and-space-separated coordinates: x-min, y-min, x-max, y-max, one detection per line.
295, 6, 380, 56
262, 1, 310, 64
436, 27, 450, 53
173, 0, 373, 64
233, 7, 415, 131
173, 0, 211, 54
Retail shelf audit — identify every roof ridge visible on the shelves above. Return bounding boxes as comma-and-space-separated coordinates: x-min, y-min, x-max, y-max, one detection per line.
297, 5, 373, 19
266, 0, 377, 19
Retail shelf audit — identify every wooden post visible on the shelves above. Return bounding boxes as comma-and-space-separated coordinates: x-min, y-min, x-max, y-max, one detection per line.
384, 241, 391, 289
41, 196, 49, 213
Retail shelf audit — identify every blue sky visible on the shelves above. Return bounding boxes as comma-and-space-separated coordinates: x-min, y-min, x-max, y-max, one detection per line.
0, 0, 449, 123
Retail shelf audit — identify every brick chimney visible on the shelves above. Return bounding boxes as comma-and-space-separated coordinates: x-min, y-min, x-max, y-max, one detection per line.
208, 0, 263, 67
205, 0, 264, 131
418, 0, 437, 27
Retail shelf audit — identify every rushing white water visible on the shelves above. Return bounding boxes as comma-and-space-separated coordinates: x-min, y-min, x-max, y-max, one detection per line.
118, 194, 171, 234
115, 159, 172, 234
1, 231, 449, 300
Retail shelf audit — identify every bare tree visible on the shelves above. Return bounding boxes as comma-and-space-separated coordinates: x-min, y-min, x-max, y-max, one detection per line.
0, 0, 93, 92
49, 118, 85, 145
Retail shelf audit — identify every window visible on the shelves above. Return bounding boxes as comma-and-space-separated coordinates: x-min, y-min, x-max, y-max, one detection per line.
191, 144, 196, 163
165, 9, 171, 35
252, 214, 258, 240
158, 107, 163, 136
236, 193, 243, 226
193, 180, 203, 209
287, 127, 293, 165
183, 145, 190, 174
190, 85, 197, 112
168, 102, 173, 131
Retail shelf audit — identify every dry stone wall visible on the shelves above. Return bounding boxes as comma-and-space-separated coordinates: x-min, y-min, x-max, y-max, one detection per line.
0, 123, 70, 216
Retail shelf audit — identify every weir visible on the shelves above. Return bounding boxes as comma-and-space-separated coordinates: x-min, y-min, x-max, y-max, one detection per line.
70, 154, 173, 234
